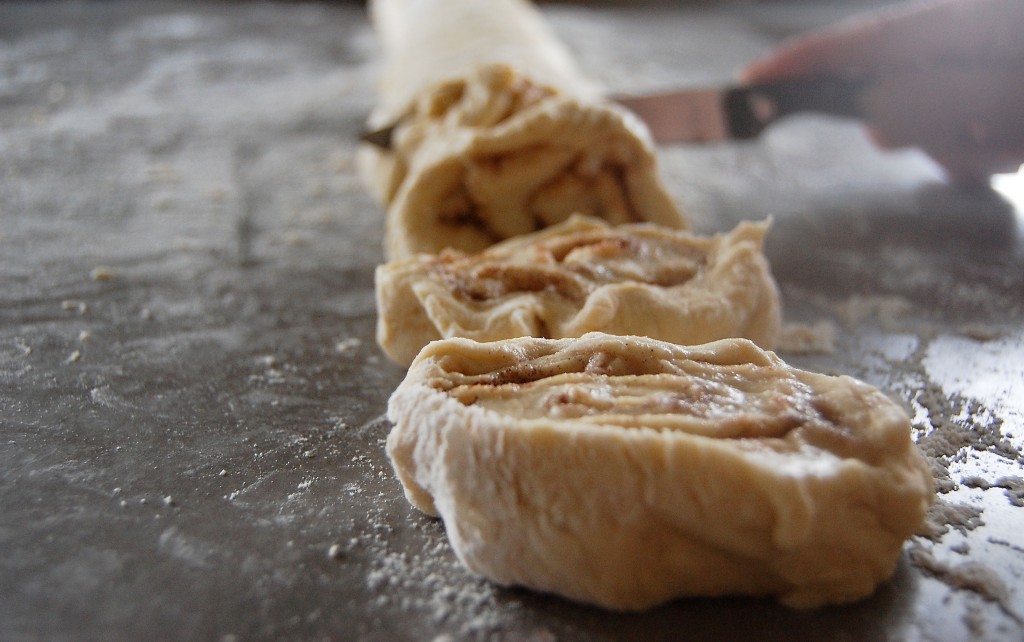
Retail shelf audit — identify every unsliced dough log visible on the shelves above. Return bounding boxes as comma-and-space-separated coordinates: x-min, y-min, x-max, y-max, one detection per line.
361, 0, 687, 259
376, 215, 781, 366
387, 333, 934, 610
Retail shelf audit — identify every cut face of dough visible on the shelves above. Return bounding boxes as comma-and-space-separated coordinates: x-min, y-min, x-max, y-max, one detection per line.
386, 333, 934, 610
361, 0, 688, 258
366, 64, 687, 259
375, 215, 781, 366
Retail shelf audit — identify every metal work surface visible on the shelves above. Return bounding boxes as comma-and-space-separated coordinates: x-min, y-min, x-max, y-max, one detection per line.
2, 2, 1022, 640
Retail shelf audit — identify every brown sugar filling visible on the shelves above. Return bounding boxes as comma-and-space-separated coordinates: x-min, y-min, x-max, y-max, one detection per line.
438, 342, 829, 441
430, 229, 708, 304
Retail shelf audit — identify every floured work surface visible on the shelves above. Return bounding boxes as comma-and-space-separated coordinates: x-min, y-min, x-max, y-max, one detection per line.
1, 1, 1022, 640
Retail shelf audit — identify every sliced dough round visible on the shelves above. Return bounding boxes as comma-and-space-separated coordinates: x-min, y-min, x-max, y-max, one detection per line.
376, 215, 781, 366
386, 333, 934, 610
360, 0, 687, 259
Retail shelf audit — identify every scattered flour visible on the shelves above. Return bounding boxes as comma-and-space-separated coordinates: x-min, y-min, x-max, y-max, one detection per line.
916, 500, 984, 541
907, 544, 1014, 614
962, 476, 1024, 507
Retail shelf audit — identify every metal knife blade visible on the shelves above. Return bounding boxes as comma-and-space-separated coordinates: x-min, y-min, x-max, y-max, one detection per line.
614, 75, 867, 144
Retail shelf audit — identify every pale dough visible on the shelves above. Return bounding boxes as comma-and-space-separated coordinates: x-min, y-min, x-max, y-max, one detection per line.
360, 0, 687, 259
387, 333, 934, 610
375, 215, 781, 366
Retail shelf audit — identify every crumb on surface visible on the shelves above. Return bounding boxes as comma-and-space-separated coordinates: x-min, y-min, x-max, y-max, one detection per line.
90, 266, 116, 281
957, 323, 1003, 342
776, 321, 837, 355
336, 337, 361, 353
61, 299, 87, 314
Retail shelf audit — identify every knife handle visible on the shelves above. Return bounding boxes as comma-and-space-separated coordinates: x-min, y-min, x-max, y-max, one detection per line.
724, 76, 867, 139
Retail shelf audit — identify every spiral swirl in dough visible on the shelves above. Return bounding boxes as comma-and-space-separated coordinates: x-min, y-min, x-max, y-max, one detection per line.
376, 215, 780, 366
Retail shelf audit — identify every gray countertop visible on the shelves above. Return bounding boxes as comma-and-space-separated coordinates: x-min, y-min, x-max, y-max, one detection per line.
2, 2, 1022, 640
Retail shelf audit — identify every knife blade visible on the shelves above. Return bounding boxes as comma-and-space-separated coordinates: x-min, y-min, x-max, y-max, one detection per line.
613, 75, 867, 144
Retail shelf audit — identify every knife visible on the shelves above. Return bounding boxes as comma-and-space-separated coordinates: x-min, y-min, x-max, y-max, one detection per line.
615, 68, 1024, 158
612, 75, 867, 144
361, 69, 1023, 157
357, 76, 863, 150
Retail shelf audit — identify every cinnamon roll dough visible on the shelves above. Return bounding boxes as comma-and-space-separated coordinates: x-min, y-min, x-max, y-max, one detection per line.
360, 0, 687, 258
386, 333, 934, 610
375, 215, 781, 366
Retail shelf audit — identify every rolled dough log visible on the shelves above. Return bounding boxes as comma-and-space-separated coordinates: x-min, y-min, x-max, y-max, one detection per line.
360, 0, 688, 258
